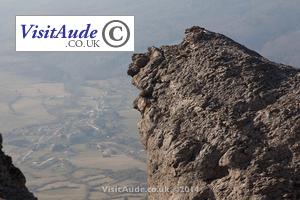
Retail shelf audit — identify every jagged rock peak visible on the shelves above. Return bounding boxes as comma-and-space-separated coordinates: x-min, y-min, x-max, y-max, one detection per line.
128, 26, 300, 200
0, 134, 37, 200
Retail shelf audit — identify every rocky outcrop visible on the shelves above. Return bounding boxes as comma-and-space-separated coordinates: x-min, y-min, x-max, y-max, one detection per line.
128, 26, 300, 200
0, 134, 36, 200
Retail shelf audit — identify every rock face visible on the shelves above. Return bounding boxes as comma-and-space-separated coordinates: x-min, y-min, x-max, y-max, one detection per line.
0, 134, 36, 200
128, 27, 300, 200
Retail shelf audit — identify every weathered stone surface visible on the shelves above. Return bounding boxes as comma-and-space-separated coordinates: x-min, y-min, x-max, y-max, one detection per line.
0, 134, 37, 200
128, 26, 300, 200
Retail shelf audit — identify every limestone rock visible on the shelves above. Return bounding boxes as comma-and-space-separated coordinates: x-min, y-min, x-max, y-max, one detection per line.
128, 26, 300, 200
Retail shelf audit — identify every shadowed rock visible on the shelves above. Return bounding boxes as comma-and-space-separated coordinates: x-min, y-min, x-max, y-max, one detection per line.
0, 134, 37, 200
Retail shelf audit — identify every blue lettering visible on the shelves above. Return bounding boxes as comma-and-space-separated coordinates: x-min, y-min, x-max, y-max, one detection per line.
21, 24, 35, 39
56, 25, 67, 38
20, 24, 98, 39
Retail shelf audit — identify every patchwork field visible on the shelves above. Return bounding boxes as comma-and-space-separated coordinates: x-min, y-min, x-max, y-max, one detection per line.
0, 70, 146, 200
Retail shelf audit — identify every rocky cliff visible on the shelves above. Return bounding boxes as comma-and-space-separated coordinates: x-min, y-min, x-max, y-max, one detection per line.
128, 26, 300, 200
0, 134, 36, 200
